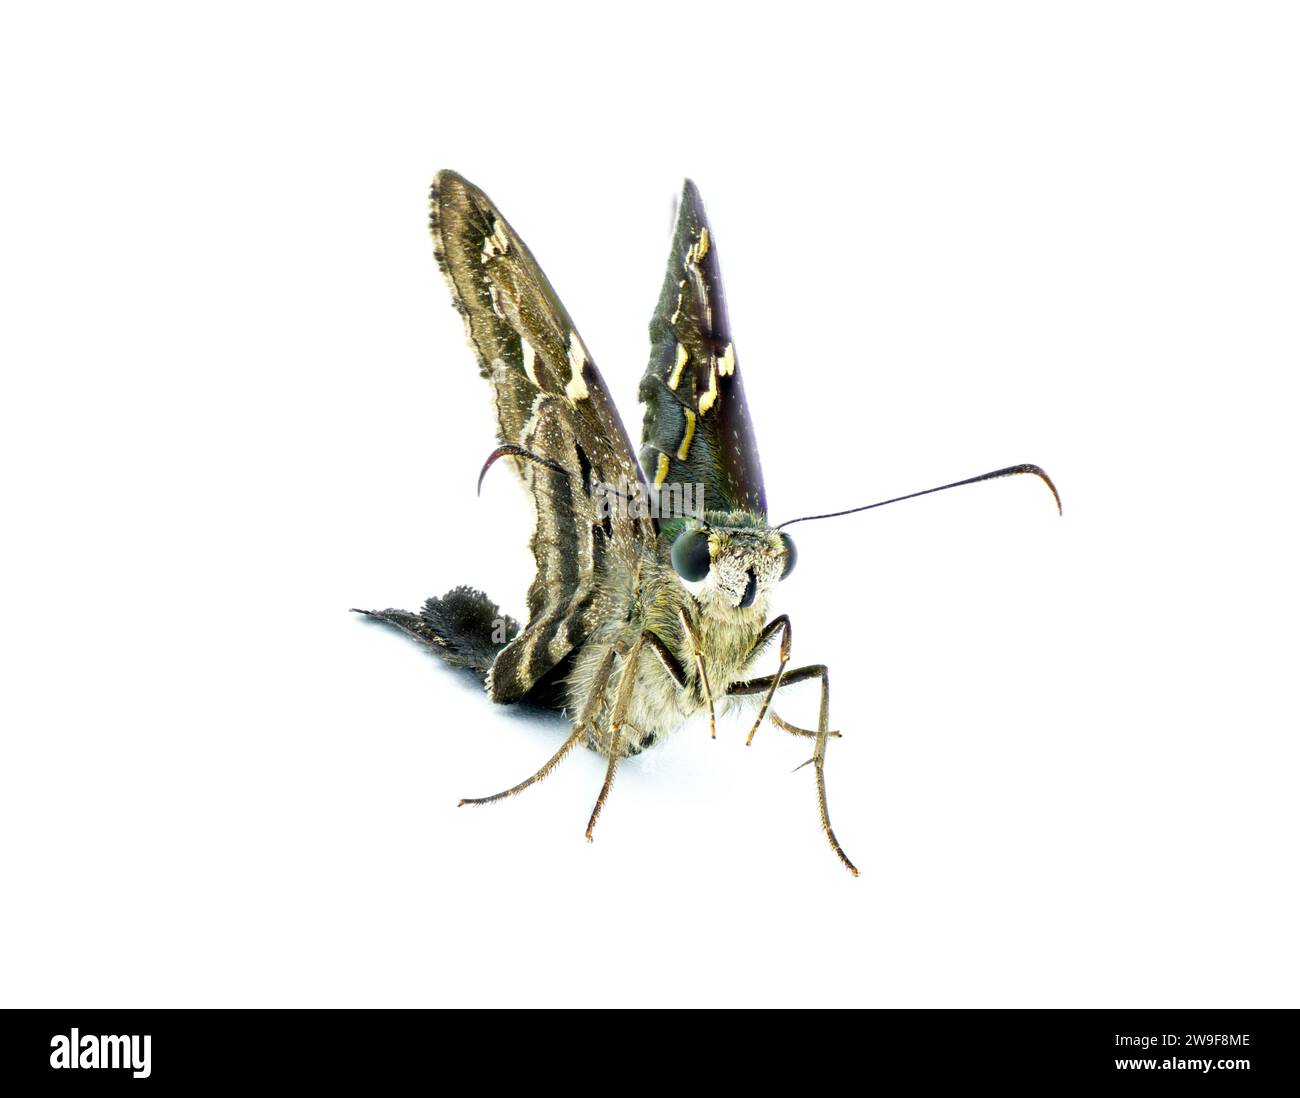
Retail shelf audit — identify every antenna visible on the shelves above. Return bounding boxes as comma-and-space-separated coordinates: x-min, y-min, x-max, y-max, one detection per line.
776, 464, 1061, 529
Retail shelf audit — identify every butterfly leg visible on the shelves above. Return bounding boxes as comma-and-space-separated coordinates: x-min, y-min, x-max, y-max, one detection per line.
644, 631, 688, 689
768, 710, 841, 740
586, 633, 648, 840
729, 664, 858, 877
739, 617, 836, 737
678, 608, 716, 738
741, 615, 791, 745
459, 646, 618, 807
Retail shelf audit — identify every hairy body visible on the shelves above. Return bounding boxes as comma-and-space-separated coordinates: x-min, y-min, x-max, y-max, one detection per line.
360, 171, 855, 872
566, 514, 784, 758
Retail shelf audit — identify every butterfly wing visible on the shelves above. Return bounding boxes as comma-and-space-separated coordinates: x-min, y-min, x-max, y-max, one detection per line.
638, 179, 767, 525
431, 170, 653, 703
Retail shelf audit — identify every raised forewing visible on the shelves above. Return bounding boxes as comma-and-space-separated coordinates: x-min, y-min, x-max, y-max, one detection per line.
639, 179, 767, 522
430, 170, 652, 701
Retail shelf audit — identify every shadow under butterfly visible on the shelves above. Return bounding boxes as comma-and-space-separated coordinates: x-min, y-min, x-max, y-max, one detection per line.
356, 171, 1061, 875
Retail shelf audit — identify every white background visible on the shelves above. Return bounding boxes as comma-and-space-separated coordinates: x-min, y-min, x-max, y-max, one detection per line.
2, 2, 1296, 1008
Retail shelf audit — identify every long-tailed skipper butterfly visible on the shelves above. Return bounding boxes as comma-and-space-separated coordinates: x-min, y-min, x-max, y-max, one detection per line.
357, 171, 1061, 875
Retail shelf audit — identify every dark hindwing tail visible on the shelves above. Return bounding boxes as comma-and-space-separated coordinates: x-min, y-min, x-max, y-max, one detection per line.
356, 586, 520, 678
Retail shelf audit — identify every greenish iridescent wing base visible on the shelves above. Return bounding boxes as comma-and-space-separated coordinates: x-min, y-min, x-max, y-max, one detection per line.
430, 171, 653, 703
638, 180, 767, 525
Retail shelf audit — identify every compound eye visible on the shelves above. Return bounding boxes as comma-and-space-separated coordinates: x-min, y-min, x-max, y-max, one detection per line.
671, 527, 711, 582
779, 532, 797, 580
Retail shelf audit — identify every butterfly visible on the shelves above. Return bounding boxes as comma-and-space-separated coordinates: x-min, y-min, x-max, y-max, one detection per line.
357, 171, 1060, 875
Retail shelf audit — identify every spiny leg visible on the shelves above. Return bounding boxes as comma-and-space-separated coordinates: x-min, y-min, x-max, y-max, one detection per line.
459, 646, 617, 807
769, 709, 841, 740
808, 667, 857, 877
741, 615, 791, 746
729, 663, 858, 876
678, 608, 715, 738
586, 634, 646, 841
458, 725, 586, 808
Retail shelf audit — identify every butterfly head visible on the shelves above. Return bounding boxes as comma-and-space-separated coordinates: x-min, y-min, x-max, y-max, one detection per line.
669, 512, 796, 612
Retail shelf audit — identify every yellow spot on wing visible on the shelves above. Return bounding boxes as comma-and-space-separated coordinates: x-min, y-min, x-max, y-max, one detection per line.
565, 331, 590, 401
676, 409, 696, 461
520, 337, 540, 386
689, 228, 710, 264
669, 279, 686, 323
718, 342, 735, 376
565, 371, 589, 401
668, 342, 688, 390
698, 361, 718, 414
654, 452, 670, 487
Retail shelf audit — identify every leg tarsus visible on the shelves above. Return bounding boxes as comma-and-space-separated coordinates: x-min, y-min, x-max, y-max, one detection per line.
729, 660, 860, 877
816, 753, 858, 877
586, 745, 621, 842
459, 647, 617, 808
770, 708, 841, 739
585, 633, 645, 841
458, 723, 586, 806
809, 667, 858, 876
